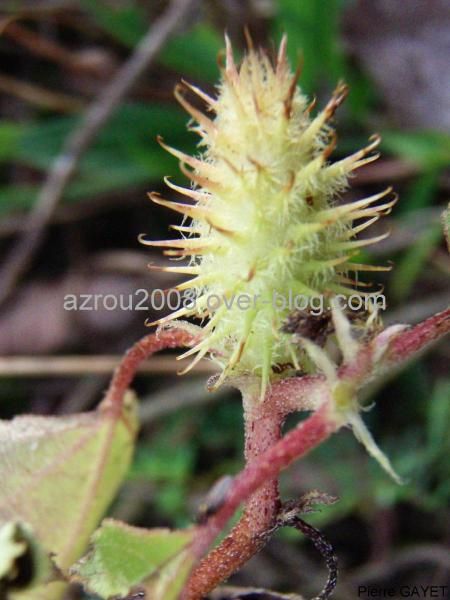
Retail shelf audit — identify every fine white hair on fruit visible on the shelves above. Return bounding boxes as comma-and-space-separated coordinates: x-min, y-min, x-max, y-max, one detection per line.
143, 35, 395, 397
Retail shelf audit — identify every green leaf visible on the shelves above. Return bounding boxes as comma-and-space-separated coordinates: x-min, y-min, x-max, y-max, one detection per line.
129, 440, 195, 483
0, 185, 38, 214
382, 130, 450, 169
0, 122, 23, 161
275, 0, 376, 120
160, 23, 223, 81
273, 0, 347, 93
426, 380, 450, 459
80, 0, 147, 47
144, 546, 194, 600
390, 220, 442, 301
0, 104, 193, 215
0, 392, 139, 599
14, 104, 188, 172
396, 169, 439, 215
71, 519, 195, 599
0, 521, 56, 595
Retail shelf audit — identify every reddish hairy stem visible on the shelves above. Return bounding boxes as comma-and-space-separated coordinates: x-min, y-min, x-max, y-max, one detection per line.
101, 328, 196, 415
386, 307, 450, 364
267, 374, 326, 413
229, 374, 326, 414
99, 309, 448, 599
183, 309, 450, 598
338, 308, 450, 384
242, 391, 282, 534
183, 374, 326, 599
199, 401, 336, 546
184, 386, 284, 599
184, 399, 337, 599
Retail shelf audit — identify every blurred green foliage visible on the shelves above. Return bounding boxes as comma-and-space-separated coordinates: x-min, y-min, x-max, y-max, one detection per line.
79, 0, 148, 46
273, 0, 377, 118
160, 24, 224, 81
127, 399, 243, 527
0, 104, 192, 213
274, 0, 347, 92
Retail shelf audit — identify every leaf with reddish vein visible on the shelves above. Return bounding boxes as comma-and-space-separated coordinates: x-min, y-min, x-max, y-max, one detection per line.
0, 392, 138, 600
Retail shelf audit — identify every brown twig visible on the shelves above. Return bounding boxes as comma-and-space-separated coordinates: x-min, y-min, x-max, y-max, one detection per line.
2, 21, 106, 74
0, 192, 145, 239
0, 72, 85, 112
0, 2, 72, 16
0, 0, 198, 307
0, 354, 214, 377
139, 378, 232, 424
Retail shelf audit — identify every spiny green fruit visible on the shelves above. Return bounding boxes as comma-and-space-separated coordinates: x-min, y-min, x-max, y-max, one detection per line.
141, 36, 395, 395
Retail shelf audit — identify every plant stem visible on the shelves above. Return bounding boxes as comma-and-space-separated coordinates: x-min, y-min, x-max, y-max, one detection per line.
101, 328, 197, 416
387, 307, 450, 364
242, 385, 282, 536
182, 308, 450, 598
184, 389, 336, 599
184, 382, 284, 598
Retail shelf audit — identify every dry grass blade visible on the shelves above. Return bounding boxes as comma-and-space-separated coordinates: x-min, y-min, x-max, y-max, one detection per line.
0, 355, 215, 377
